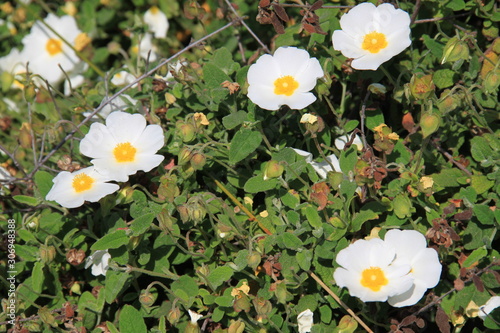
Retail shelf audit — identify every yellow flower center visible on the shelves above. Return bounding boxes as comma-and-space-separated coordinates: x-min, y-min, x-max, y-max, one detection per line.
360, 267, 388, 292
46, 38, 63, 56
72, 173, 95, 193
150, 6, 159, 14
113, 142, 137, 163
362, 32, 388, 54
274, 75, 299, 96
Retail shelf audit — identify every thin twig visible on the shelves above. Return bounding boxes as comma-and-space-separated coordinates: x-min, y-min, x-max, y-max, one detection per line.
309, 272, 374, 333
0, 143, 26, 176
29, 17, 245, 179
410, 0, 422, 25
414, 12, 471, 24
280, 4, 353, 9
431, 140, 472, 176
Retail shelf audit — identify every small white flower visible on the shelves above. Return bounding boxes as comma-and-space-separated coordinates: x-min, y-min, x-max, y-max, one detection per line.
0, 48, 27, 89
188, 309, 202, 324
0, 166, 13, 195
85, 250, 111, 276
297, 309, 314, 333
247, 46, 324, 110
384, 229, 442, 307
292, 148, 341, 179
332, 3, 411, 70
111, 70, 137, 86
21, 14, 83, 84
334, 238, 414, 302
45, 166, 119, 208
79, 111, 165, 182
83, 94, 138, 120
134, 33, 158, 62
335, 133, 363, 151
479, 296, 500, 320
144, 6, 169, 39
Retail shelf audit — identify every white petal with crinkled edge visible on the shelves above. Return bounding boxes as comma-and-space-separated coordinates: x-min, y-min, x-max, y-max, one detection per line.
479, 296, 500, 320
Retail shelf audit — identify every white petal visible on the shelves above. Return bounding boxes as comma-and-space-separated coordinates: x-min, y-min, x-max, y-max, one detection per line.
292, 148, 313, 163
134, 124, 165, 154
283, 91, 317, 110
297, 309, 314, 333
479, 296, 500, 320
247, 54, 280, 87
273, 46, 314, 77
106, 112, 147, 144
339, 3, 377, 38
247, 84, 284, 110
294, 58, 324, 92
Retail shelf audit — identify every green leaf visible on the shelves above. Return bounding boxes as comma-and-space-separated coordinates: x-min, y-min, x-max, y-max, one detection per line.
296, 249, 313, 271
422, 34, 444, 59
244, 175, 278, 193
222, 110, 248, 130
339, 146, 357, 174
462, 247, 487, 268
433, 69, 456, 89
105, 271, 133, 304
432, 168, 465, 188
129, 212, 155, 236
13, 195, 40, 206
32, 261, 44, 294
215, 295, 233, 307
229, 129, 262, 164
280, 232, 303, 250
471, 175, 494, 195
91, 230, 129, 251
303, 205, 323, 229
470, 136, 494, 165
446, 0, 465, 11
171, 275, 199, 304
351, 208, 379, 232
207, 266, 233, 290
365, 109, 385, 130
119, 305, 147, 333
35, 171, 54, 198
474, 204, 495, 225
106, 322, 120, 333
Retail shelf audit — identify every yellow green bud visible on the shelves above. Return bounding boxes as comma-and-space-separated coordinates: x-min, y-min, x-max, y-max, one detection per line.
262, 160, 284, 180
441, 37, 469, 64
190, 152, 206, 170
40, 245, 56, 264
409, 74, 435, 100
139, 290, 156, 307
420, 112, 441, 138
228, 320, 246, 333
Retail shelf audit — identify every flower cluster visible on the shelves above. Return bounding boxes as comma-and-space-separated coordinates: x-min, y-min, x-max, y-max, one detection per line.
46, 111, 165, 208
334, 229, 442, 307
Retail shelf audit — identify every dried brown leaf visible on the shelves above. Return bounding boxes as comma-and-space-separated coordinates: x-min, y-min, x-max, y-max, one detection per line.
400, 315, 417, 327
310, 0, 324, 11
303, 22, 316, 34
272, 3, 289, 22
453, 209, 473, 221
436, 307, 451, 333
270, 12, 285, 34
259, 0, 270, 8
472, 274, 484, 292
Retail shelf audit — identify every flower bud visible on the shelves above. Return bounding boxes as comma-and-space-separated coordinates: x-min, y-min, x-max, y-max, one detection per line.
483, 71, 499, 94
1, 71, 14, 92
40, 245, 56, 263
409, 74, 435, 100
165, 92, 177, 105
228, 321, 246, 333
70, 282, 82, 295
337, 315, 358, 332
441, 37, 469, 64
190, 152, 206, 170
177, 204, 190, 223
253, 297, 272, 322
26, 215, 39, 230
187, 198, 207, 223
302, 115, 324, 137
176, 121, 196, 142
139, 289, 156, 307
178, 147, 192, 166
262, 160, 284, 180
167, 307, 181, 325
368, 83, 387, 96
19, 122, 33, 149
116, 186, 134, 204
247, 251, 262, 270
23, 83, 37, 102
233, 294, 251, 313
420, 112, 441, 138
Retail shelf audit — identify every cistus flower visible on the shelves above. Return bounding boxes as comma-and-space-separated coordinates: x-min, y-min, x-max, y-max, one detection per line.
334, 238, 414, 302
0, 48, 26, 89
384, 229, 442, 307
79, 111, 165, 182
293, 148, 341, 179
297, 309, 314, 333
332, 3, 411, 70
335, 132, 364, 151
144, 6, 169, 38
21, 13, 83, 84
85, 250, 111, 276
247, 46, 324, 110
45, 166, 119, 208
83, 94, 138, 120
479, 296, 500, 320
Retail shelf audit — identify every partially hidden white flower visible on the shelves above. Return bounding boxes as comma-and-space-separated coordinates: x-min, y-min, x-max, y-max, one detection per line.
334, 238, 414, 302
83, 94, 138, 120
0, 48, 27, 89
332, 3, 411, 70
247, 46, 324, 110
0, 165, 13, 195
384, 229, 442, 307
188, 309, 202, 324
335, 133, 364, 151
85, 250, 111, 276
292, 148, 341, 179
479, 296, 500, 320
297, 309, 314, 333
79, 111, 165, 182
21, 14, 83, 84
111, 70, 137, 87
45, 166, 119, 208
144, 6, 169, 38
133, 33, 158, 62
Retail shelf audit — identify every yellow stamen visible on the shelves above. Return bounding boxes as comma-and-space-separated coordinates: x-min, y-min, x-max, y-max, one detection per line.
72, 173, 95, 193
150, 6, 159, 14
360, 267, 388, 292
113, 142, 137, 163
362, 32, 388, 54
274, 75, 299, 96
46, 38, 63, 56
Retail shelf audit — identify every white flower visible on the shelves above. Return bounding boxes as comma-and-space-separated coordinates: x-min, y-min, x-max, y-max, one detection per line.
0, 48, 27, 89
144, 6, 169, 38
247, 46, 324, 110
111, 70, 137, 87
297, 309, 314, 333
0, 165, 13, 195
156, 60, 188, 82
332, 3, 411, 70
85, 250, 111, 276
335, 133, 363, 151
83, 94, 138, 120
188, 309, 202, 324
79, 111, 165, 182
292, 148, 341, 179
334, 238, 414, 302
21, 14, 82, 84
384, 229, 442, 307
134, 33, 158, 62
45, 166, 119, 208
479, 296, 500, 320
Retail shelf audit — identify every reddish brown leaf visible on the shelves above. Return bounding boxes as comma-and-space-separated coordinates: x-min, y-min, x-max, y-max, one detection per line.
472, 274, 485, 292
453, 209, 473, 221
310, 0, 324, 11
415, 318, 425, 328
454, 278, 465, 291
314, 25, 328, 35
443, 203, 456, 215
436, 307, 451, 333
272, 3, 289, 22
259, 0, 270, 7
303, 22, 316, 34
402, 112, 415, 132
270, 12, 285, 34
